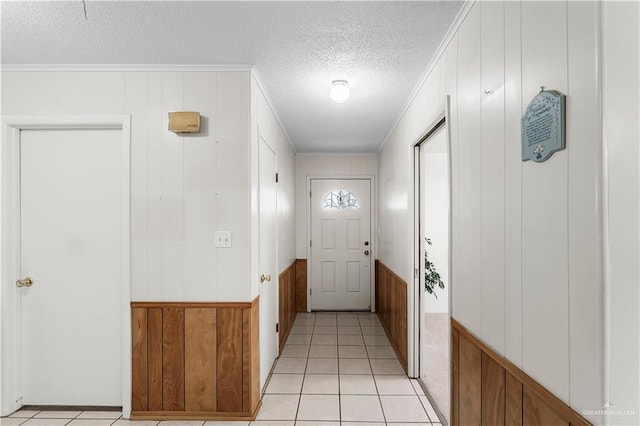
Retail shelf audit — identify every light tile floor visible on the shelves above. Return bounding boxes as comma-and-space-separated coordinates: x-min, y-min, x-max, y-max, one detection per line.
2, 312, 441, 426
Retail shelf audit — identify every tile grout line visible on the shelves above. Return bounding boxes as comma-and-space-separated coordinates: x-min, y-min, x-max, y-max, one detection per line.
295, 313, 316, 423
365, 316, 388, 425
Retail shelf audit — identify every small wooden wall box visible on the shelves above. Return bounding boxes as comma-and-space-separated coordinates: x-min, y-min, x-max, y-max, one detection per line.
168, 111, 201, 133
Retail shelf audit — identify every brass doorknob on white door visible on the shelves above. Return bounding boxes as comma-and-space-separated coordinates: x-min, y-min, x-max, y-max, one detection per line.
16, 277, 33, 288
260, 274, 272, 283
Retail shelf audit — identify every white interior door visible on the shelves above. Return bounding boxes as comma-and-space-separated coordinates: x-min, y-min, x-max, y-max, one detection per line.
258, 137, 277, 390
310, 179, 371, 311
19, 128, 124, 406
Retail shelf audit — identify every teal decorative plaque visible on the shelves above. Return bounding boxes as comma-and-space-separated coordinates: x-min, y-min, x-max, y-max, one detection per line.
522, 89, 566, 162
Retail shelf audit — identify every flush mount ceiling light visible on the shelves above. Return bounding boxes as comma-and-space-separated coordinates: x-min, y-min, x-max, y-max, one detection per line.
330, 80, 350, 103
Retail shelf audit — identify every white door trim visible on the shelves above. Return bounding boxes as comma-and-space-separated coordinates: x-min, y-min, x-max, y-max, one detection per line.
410, 98, 452, 379
306, 175, 376, 312
0, 115, 131, 417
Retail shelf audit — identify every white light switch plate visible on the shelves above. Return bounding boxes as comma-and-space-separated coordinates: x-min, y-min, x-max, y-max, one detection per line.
215, 230, 232, 248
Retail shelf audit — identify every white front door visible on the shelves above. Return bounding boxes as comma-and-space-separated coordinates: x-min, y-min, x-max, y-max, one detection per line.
310, 179, 371, 311
19, 128, 124, 406
258, 137, 278, 390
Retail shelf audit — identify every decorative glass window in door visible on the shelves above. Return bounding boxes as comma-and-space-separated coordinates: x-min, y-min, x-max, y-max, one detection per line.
323, 190, 359, 209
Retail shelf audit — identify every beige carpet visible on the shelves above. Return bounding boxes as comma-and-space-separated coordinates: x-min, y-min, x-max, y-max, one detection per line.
421, 312, 450, 424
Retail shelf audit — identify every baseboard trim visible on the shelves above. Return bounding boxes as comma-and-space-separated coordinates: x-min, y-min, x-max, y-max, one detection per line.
131, 301, 254, 308
131, 400, 262, 421
21, 406, 121, 412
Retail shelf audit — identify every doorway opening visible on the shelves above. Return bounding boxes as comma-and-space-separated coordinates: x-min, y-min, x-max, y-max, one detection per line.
414, 117, 451, 424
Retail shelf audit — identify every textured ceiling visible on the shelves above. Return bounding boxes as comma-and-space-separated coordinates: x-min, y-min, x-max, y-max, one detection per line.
1, 1, 465, 153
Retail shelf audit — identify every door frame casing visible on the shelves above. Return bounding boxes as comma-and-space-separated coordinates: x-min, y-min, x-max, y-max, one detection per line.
306, 175, 376, 312
410, 97, 453, 380
0, 115, 131, 417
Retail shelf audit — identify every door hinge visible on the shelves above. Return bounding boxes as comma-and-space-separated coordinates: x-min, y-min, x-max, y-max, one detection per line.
414, 268, 419, 278
275, 173, 279, 183
310, 240, 312, 247
309, 190, 312, 198
310, 288, 312, 296
276, 323, 279, 332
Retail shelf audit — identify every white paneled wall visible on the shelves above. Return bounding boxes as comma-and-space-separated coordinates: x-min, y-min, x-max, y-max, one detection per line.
565, 2, 605, 416
520, 1, 571, 401
295, 154, 377, 259
503, 0, 524, 373
377, 1, 619, 421
453, 3, 483, 343
3, 70, 296, 304
603, 2, 640, 425
277, 133, 297, 274
479, 1, 506, 356
2, 70, 255, 302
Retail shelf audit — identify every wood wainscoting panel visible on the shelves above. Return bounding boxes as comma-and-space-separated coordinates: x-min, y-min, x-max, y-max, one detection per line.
295, 259, 308, 312
131, 307, 148, 412
374, 260, 408, 372
395, 278, 407, 364
451, 326, 460, 426
506, 372, 524, 426
383, 266, 393, 339
148, 307, 163, 411
279, 261, 298, 352
130, 299, 260, 420
162, 307, 185, 411
523, 389, 569, 426
243, 297, 260, 414
185, 308, 217, 412
451, 319, 589, 426
217, 308, 244, 412
375, 261, 380, 312
388, 276, 397, 343
459, 335, 482, 425
482, 353, 506, 426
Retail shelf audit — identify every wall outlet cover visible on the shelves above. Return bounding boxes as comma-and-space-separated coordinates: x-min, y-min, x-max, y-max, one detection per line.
215, 230, 232, 248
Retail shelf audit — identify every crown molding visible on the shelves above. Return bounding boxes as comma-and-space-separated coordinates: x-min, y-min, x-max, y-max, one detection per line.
296, 152, 378, 157
377, 0, 476, 154
0, 64, 253, 72
250, 68, 297, 154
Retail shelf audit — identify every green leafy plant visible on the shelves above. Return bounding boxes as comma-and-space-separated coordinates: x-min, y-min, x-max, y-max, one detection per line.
424, 238, 445, 298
